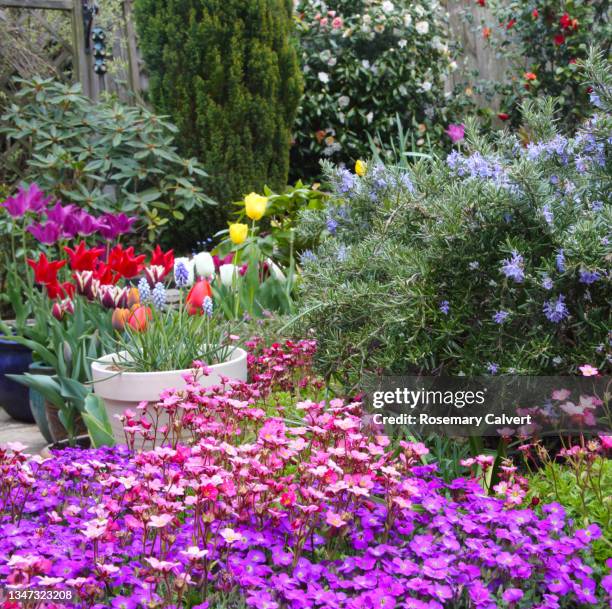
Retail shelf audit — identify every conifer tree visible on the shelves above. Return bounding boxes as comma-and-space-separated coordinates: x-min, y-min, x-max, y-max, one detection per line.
134, 0, 302, 241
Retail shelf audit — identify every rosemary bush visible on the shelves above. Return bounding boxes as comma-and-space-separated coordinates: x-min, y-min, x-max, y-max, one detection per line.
294, 53, 611, 388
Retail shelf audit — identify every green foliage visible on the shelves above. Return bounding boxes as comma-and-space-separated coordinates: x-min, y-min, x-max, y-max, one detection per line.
293, 0, 467, 180
0, 78, 212, 242
134, 0, 303, 245
466, 2, 611, 128
293, 57, 611, 388
527, 457, 611, 564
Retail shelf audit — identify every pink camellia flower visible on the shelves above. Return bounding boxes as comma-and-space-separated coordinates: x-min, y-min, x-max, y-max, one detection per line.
579, 364, 599, 377
445, 123, 465, 143
331, 16, 343, 28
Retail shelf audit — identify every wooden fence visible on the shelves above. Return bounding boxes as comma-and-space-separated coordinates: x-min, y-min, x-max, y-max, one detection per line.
0, 0, 145, 101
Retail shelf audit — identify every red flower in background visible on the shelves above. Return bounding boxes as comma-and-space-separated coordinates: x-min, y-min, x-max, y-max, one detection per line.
63, 242, 105, 271
150, 245, 174, 277
532, 8, 539, 19
554, 33, 565, 45
560, 12, 571, 28
476, 0, 485, 6
506, 18, 516, 29
27, 254, 67, 285
186, 280, 212, 316
108, 245, 146, 279
498, 112, 510, 121
524, 72, 537, 81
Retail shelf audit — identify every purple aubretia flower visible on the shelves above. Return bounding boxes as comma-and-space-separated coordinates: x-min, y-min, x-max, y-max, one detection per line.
326, 215, 338, 235
543, 294, 569, 323
439, 300, 450, 315
493, 310, 509, 324
337, 168, 357, 194
487, 362, 499, 374
446, 123, 465, 144
501, 251, 525, 283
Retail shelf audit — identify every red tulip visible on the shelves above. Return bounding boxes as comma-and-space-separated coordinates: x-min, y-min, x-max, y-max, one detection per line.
127, 305, 152, 332
150, 245, 174, 276
63, 242, 105, 271
27, 253, 67, 285
108, 245, 146, 279
186, 280, 212, 315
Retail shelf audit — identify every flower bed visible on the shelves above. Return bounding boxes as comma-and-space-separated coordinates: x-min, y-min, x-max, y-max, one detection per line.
1, 341, 610, 609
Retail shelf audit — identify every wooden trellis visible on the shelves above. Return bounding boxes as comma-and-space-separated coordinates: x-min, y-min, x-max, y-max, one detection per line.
0, 0, 144, 100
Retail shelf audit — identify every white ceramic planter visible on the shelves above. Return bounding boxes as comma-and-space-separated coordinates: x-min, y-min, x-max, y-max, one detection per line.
91, 347, 248, 441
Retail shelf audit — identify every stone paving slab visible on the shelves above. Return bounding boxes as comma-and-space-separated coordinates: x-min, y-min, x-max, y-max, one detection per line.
0, 409, 47, 454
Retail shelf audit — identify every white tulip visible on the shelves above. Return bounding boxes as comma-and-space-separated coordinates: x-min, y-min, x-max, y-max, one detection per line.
267, 258, 286, 282
219, 263, 238, 287
174, 257, 195, 286
193, 251, 215, 278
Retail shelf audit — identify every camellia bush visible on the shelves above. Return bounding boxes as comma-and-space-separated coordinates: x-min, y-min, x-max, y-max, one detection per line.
292, 0, 464, 180
0, 78, 212, 243
294, 53, 611, 385
467, 0, 611, 128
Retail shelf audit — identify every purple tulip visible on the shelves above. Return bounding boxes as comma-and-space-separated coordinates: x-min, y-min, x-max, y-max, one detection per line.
63, 209, 101, 238
27, 221, 62, 245
1, 184, 52, 218
99, 213, 137, 240
46, 202, 76, 227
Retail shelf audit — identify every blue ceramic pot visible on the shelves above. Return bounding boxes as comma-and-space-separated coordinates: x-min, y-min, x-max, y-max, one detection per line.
0, 337, 34, 422
28, 361, 54, 443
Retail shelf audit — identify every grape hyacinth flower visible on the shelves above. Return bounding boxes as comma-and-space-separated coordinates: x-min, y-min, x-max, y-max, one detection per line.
543, 294, 569, 323
202, 296, 213, 318
326, 215, 338, 235
137, 277, 151, 302
500, 251, 525, 283
174, 261, 190, 288
151, 282, 166, 310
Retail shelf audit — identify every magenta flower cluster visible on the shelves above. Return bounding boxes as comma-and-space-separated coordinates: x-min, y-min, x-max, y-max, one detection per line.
0, 341, 610, 609
1, 184, 137, 244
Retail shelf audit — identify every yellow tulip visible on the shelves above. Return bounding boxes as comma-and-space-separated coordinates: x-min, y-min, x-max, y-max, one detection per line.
229, 223, 248, 245
355, 159, 367, 177
244, 192, 268, 221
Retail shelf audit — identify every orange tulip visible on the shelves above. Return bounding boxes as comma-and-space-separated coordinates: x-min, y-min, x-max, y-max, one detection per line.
186, 280, 212, 316
112, 308, 131, 331
127, 305, 152, 332
126, 287, 140, 309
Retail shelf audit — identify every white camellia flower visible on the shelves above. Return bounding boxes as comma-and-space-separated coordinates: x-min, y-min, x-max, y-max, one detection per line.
381, 0, 394, 13
318, 72, 330, 84
219, 264, 238, 287
193, 251, 215, 278
415, 20, 429, 34
398, 38, 407, 48
174, 257, 195, 286
366, 111, 374, 124
338, 95, 350, 108
404, 13, 412, 27
420, 81, 433, 92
